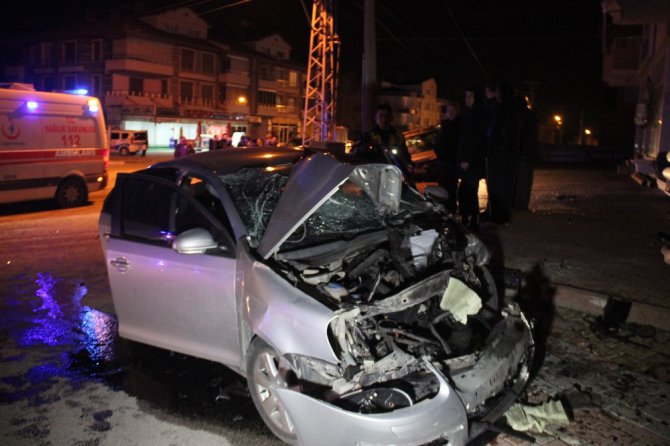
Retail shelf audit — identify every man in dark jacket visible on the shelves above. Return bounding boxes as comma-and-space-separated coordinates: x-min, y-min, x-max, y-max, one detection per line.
457, 86, 488, 230
486, 80, 518, 224
513, 95, 539, 210
435, 102, 462, 213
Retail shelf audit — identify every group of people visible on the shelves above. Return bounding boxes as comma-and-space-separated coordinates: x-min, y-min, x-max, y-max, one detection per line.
432, 81, 538, 229
175, 131, 280, 158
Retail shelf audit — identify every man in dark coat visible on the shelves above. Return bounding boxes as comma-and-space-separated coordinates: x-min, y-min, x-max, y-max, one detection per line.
435, 102, 461, 213
513, 95, 539, 210
457, 86, 488, 230
485, 80, 518, 224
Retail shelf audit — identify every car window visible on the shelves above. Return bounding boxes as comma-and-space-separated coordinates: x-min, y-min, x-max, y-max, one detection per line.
219, 167, 288, 244
119, 176, 231, 253
111, 132, 119, 139
120, 178, 176, 245
179, 174, 234, 237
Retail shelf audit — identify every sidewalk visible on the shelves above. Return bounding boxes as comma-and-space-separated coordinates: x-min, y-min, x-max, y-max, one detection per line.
477, 163, 670, 331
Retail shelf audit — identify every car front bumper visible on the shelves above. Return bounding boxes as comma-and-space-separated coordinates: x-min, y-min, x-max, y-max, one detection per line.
274, 309, 534, 446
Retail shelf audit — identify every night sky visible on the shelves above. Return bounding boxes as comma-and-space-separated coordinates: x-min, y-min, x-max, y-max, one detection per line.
2, 0, 604, 130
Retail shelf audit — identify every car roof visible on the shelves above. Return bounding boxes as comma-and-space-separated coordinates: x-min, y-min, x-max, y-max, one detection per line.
151, 146, 304, 175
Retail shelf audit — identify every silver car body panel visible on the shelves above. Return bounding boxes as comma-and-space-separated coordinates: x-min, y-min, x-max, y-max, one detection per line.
236, 242, 339, 365
104, 238, 240, 368
275, 362, 468, 446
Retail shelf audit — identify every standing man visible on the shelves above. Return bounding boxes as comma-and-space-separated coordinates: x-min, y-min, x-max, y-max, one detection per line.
485, 80, 518, 224
457, 86, 488, 230
353, 103, 413, 179
435, 102, 462, 213
513, 95, 539, 210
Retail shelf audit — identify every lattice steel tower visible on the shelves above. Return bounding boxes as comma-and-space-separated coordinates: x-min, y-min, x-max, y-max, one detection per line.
302, 0, 340, 146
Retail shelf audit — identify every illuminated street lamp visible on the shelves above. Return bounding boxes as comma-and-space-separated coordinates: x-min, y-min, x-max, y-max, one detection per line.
554, 114, 562, 125
584, 129, 591, 135
237, 95, 247, 105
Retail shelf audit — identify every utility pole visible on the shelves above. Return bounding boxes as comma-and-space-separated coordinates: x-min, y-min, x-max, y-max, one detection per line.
302, 0, 340, 146
361, 0, 376, 132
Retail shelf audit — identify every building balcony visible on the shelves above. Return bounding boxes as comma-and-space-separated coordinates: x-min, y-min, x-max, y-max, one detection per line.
218, 71, 250, 86
602, 36, 643, 87
105, 57, 173, 76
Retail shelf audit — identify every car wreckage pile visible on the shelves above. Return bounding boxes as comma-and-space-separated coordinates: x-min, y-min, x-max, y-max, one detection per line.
220, 155, 535, 444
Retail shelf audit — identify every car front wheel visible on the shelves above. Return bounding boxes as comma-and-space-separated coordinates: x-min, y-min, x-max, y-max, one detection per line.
246, 338, 298, 444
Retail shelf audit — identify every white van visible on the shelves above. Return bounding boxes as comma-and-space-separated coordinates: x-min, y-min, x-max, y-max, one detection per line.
109, 128, 149, 156
0, 84, 109, 207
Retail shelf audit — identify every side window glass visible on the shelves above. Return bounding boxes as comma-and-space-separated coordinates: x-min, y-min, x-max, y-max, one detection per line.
120, 178, 175, 246
180, 175, 233, 236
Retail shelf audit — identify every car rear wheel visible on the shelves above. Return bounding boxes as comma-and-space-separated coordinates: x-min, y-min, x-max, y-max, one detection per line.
119, 146, 129, 156
247, 338, 298, 444
55, 177, 87, 207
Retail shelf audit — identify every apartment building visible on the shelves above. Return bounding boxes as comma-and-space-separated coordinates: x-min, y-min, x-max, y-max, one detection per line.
2, 7, 304, 147
377, 78, 441, 131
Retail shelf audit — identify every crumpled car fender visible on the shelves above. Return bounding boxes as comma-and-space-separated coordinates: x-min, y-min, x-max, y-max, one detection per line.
239, 253, 338, 364
274, 362, 469, 446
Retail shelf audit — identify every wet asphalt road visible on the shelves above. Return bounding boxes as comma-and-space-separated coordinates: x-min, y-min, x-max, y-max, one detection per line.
0, 153, 282, 445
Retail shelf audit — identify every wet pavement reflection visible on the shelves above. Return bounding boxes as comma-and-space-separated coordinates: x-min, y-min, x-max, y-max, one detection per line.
0, 271, 275, 443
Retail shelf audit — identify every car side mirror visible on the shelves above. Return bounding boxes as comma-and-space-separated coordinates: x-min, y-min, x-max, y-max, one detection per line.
173, 228, 219, 254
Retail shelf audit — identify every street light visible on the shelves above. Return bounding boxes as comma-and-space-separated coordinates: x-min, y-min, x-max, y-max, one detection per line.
584, 129, 591, 135
554, 114, 562, 125
237, 95, 247, 105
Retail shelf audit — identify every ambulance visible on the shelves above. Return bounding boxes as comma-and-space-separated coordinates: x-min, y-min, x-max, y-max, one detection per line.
0, 84, 109, 207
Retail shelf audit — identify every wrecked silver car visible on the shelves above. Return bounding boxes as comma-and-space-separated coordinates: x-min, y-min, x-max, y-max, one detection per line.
99, 147, 534, 445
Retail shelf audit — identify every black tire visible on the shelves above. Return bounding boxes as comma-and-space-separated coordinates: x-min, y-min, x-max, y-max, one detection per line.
55, 177, 87, 207
246, 338, 298, 444
141, 150, 147, 157
119, 146, 129, 156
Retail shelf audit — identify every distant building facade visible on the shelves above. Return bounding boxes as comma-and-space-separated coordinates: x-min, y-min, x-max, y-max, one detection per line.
2, 7, 305, 147
602, 0, 670, 162
377, 78, 442, 131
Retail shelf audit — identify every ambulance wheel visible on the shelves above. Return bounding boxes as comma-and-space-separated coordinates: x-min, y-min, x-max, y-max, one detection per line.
56, 177, 88, 208
119, 146, 129, 156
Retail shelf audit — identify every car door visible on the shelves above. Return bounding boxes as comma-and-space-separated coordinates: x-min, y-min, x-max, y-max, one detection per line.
104, 173, 240, 367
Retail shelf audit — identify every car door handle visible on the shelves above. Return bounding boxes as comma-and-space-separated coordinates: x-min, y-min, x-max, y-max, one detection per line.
110, 257, 129, 272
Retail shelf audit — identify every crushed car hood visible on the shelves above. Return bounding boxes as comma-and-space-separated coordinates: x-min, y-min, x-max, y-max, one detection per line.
257, 152, 403, 259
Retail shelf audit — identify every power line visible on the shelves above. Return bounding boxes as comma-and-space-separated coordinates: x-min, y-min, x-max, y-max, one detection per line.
441, 0, 489, 79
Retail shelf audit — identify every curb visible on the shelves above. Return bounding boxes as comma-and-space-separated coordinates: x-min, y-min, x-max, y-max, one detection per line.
552, 284, 670, 332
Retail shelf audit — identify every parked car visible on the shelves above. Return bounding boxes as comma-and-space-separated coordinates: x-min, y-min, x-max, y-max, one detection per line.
109, 129, 149, 156
99, 147, 534, 445
404, 126, 440, 180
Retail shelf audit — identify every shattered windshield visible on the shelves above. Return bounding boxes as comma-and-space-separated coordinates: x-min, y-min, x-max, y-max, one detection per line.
220, 168, 288, 245
281, 179, 386, 250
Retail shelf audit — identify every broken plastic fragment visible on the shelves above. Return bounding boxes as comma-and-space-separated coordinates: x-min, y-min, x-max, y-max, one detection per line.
504, 400, 570, 432
439, 277, 482, 324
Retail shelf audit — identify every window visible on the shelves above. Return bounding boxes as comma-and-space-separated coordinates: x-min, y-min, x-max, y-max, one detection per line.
289, 71, 298, 88
120, 176, 230, 250
181, 48, 195, 71
202, 53, 215, 74
258, 90, 276, 106
42, 76, 54, 92
91, 39, 102, 62
121, 179, 176, 245
129, 77, 143, 94
63, 75, 76, 90
221, 56, 231, 72
62, 40, 76, 64
180, 81, 194, 99
201, 84, 214, 100
161, 79, 168, 96
39, 42, 52, 65
91, 75, 101, 97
